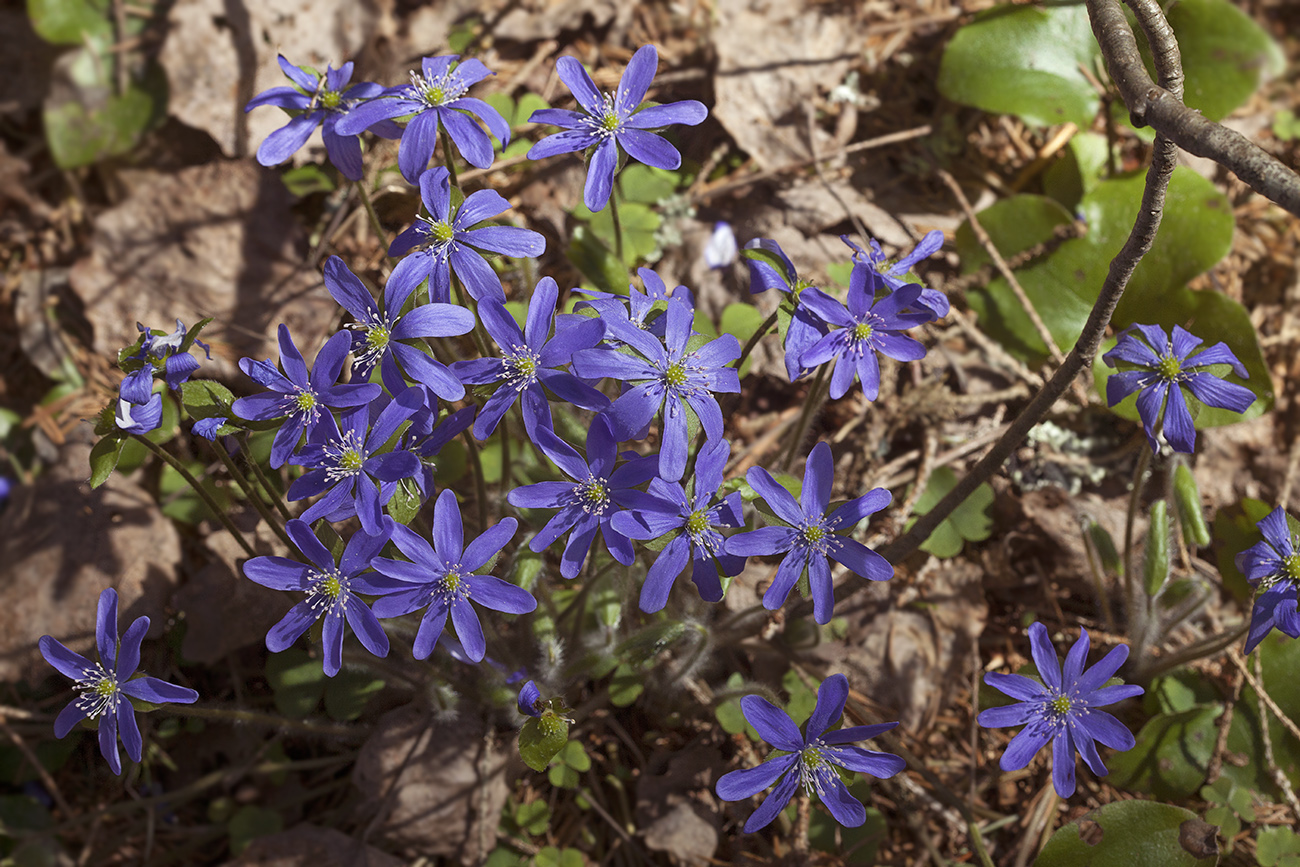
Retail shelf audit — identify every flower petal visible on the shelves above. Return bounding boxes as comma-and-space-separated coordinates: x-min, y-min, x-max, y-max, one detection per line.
740, 695, 804, 751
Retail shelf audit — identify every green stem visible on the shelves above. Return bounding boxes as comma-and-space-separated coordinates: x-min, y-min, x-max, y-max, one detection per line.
781, 364, 829, 472
208, 439, 294, 550
355, 181, 387, 248
735, 309, 779, 375
968, 821, 997, 867
452, 272, 494, 359
608, 188, 625, 263
463, 429, 489, 533
440, 129, 460, 189
501, 415, 512, 496
237, 432, 293, 521
132, 435, 256, 558
1123, 445, 1153, 611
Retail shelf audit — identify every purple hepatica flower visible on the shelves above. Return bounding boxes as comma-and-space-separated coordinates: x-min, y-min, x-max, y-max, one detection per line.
1102, 324, 1254, 454
404, 404, 478, 498
243, 519, 392, 676
716, 674, 904, 832
451, 276, 608, 442
39, 588, 198, 775
527, 44, 707, 212
574, 268, 694, 340
798, 259, 931, 400
288, 386, 424, 534
322, 255, 473, 402
1235, 506, 1300, 653
370, 489, 535, 661
572, 300, 739, 483
114, 368, 162, 436
725, 442, 892, 624
517, 681, 544, 717
335, 54, 509, 182
192, 417, 228, 441
387, 167, 545, 305
842, 232, 949, 319
136, 319, 210, 389
246, 56, 399, 181
232, 325, 381, 469
741, 239, 830, 382
610, 437, 745, 612
978, 623, 1143, 798
506, 416, 660, 579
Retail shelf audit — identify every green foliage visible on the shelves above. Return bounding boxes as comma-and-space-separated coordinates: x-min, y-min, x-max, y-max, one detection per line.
27, 0, 111, 44
608, 663, 644, 707
714, 673, 761, 741
227, 805, 283, 856
88, 433, 126, 488
512, 800, 551, 837
1043, 132, 1111, 211
1171, 464, 1211, 548
159, 459, 230, 524
1212, 497, 1273, 603
1258, 827, 1300, 867
938, 4, 1102, 128
0, 794, 52, 835
264, 648, 326, 718
323, 669, 385, 721
519, 710, 569, 773
567, 226, 627, 294
280, 164, 336, 197
781, 669, 818, 727
903, 466, 995, 558
1200, 777, 1253, 854
719, 302, 765, 377
1274, 110, 1300, 142
806, 781, 887, 863
1143, 500, 1170, 596
1036, 800, 1218, 866
534, 847, 583, 867
939, 0, 1280, 129
1108, 704, 1221, 799
547, 739, 590, 789
1222, 629, 1300, 795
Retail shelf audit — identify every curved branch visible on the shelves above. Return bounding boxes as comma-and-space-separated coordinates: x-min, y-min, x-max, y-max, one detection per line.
1088, 0, 1300, 217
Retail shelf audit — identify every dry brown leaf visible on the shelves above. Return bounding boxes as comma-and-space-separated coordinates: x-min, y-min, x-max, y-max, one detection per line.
68, 159, 337, 379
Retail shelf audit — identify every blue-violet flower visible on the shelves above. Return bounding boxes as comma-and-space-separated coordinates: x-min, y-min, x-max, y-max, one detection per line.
1236, 506, 1300, 653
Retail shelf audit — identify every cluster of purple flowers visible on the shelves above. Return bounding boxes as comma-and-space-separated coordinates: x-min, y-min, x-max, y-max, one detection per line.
114, 319, 212, 437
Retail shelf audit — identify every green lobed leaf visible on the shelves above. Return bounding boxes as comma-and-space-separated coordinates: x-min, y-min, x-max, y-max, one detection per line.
938, 3, 1102, 128
719, 302, 765, 377
44, 50, 167, 169
1036, 800, 1219, 866
567, 226, 627, 294
781, 670, 818, 727
1258, 827, 1300, 867
903, 466, 995, 558
1108, 705, 1221, 799
228, 805, 283, 857
323, 670, 385, 721
519, 711, 569, 773
609, 663, 644, 707
513, 800, 550, 836
27, 0, 113, 44
1043, 132, 1111, 212
1223, 628, 1300, 795
1211, 497, 1272, 603
179, 379, 235, 421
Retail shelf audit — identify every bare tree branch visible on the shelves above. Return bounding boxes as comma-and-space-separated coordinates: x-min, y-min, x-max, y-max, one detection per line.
1088, 0, 1300, 217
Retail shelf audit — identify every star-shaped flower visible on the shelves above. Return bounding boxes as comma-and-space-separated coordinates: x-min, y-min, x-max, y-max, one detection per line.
232, 325, 382, 469
977, 623, 1143, 797
725, 442, 892, 624
741, 238, 831, 382
39, 588, 198, 775
1102, 324, 1255, 454
243, 520, 393, 676
369, 489, 535, 661
1236, 506, 1300, 653
323, 255, 473, 402
334, 55, 509, 182
246, 56, 399, 181
842, 232, 949, 319
715, 674, 904, 832
572, 300, 740, 483
527, 44, 707, 211
610, 437, 745, 612
386, 167, 545, 305
450, 276, 608, 442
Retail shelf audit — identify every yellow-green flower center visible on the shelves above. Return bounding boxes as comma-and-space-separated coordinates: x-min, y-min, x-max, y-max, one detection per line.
600, 111, 621, 133
685, 509, 710, 536
295, 390, 318, 413
367, 326, 390, 352
95, 678, 116, 698
853, 321, 875, 342
319, 573, 344, 600
802, 525, 826, 544
339, 448, 364, 472
664, 362, 689, 388
1048, 694, 1073, 716
802, 745, 827, 770
577, 478, 610, 514
423, 84, 446, 104
1156, 354, 1182, 380
319, 89, 342, 110
430, 221, 456, 244
1283, 552, 1300, 583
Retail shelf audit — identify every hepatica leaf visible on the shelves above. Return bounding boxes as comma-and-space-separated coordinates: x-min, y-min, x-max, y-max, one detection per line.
1036, 800, 1218, 866
938, 3, 1102, 128
904, 466, 994, 559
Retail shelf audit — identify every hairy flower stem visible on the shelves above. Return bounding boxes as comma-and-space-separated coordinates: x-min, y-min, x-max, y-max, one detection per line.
1123, 445, 1152, 616
439, 128, 460, 189
160, 703, 365, 738
735, 310, 779, 375
969, 820, 998, 867
207, 439, 294, 551
131, 434, 257, 558
782, 364, 829, 473
792, 792, 811, 857
462, 429, 489, 533
451, 272, 494, 360
355, 181, 387, 248
608, 187, 625, 263
501, 414, 513, 497
1140, 620, 1249, 680
237, 432, 293, 520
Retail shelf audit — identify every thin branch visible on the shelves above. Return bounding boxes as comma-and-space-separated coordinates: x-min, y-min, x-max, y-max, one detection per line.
1088, 0, 1300, 217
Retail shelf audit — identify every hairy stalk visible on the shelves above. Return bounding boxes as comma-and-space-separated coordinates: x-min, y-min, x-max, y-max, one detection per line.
452, 272, 494, 359
781, 364, 829, 473
462, 429, 489, 533
355, 181, 387, 248
160, 703, 365, 738
439, 128, 460, 189
131, 434, 257, 558
608, 188, 625, 263
501, 415, 513, 501
237, 431, 293, 520
208, 438, 294, 550
736, 310, 779, 375
1122, 445, 1152, 615
1140, 620, 1248, 680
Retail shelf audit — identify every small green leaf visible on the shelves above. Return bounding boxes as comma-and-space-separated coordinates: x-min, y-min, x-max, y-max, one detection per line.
1086, 520, 1123, 577
88, 434, 126, 488
179, 379, 235, 421
617, 164, 678, 204
518, 711, 568, 773
43, 50, 167, 169
938, 4, 1102, 128
1274, 110, 1300, 142
281, 164, 336, 197
1212, 497, 1273, 603
1258, 827, 1300, 867
514, 800, 550, 836
1108, 705, 1221, 799
567, 226, 627, 294
27, 0, 113, 45
575, 200, 661, 265
323, 670, 384, 721
609, 663, 644, 707
615, 620, 690, 666
720, 303, 764, 377
1143, 500, 1170, 597
1173, 464, 1211, 548
903, 466, 995, 558
1036, 800, 1218, 866
264, 648, 325, 718
781, 670, 817, 727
